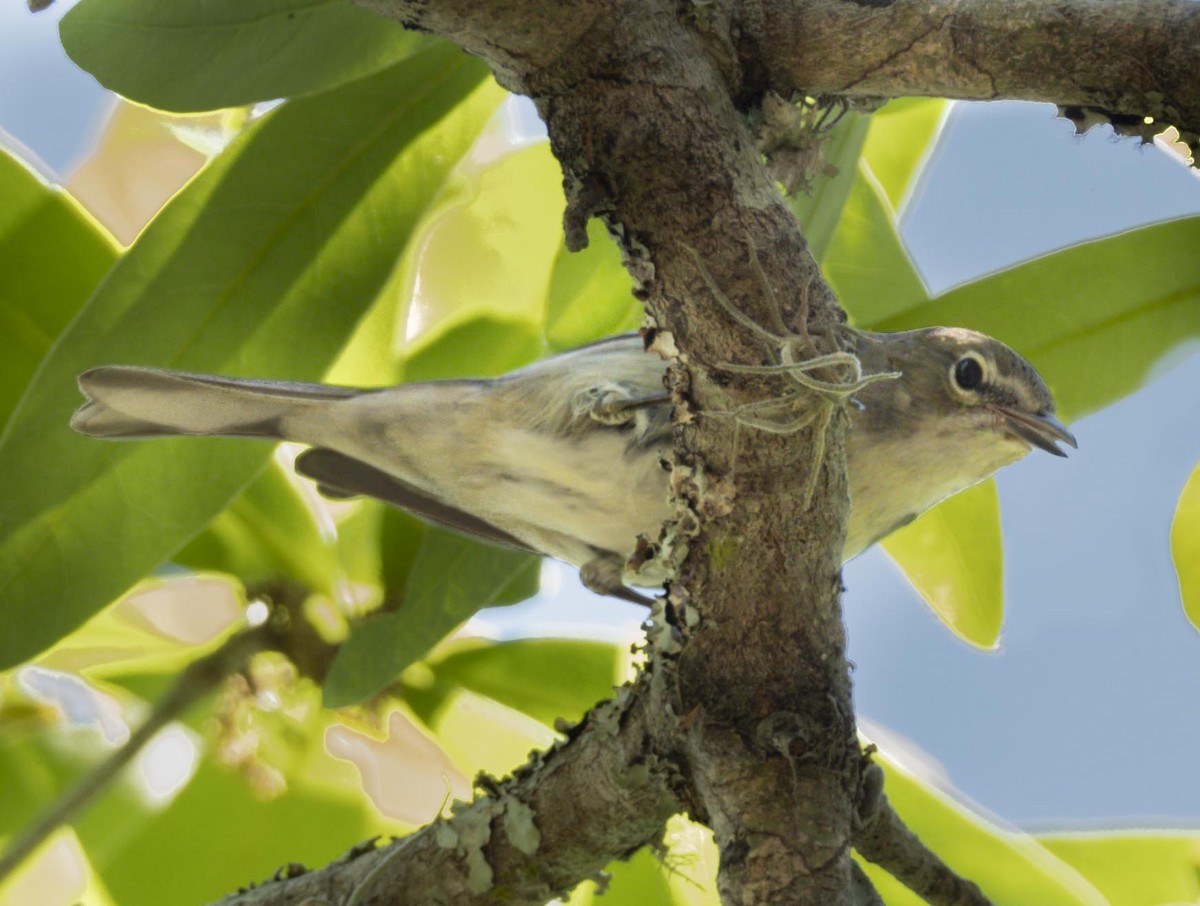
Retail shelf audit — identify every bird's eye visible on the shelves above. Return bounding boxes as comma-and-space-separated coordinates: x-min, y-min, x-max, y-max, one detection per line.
953, 355, 985, 391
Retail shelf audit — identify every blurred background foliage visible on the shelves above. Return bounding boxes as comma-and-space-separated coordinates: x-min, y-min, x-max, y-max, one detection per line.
0, 1, 1198, 903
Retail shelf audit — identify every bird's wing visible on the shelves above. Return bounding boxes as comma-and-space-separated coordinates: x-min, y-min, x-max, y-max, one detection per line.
294, 448, 538, 554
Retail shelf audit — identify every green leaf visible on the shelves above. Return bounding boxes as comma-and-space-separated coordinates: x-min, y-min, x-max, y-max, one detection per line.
402, 315, 544, 382
567, 846, 679, 905
60, 0, 427, 113
0, 146, 118, 434
379, 506, 429, 594
793, 97, 945, 269
788, 111, 871, 261
35, 573, 243, 678
819, 161, 929, 327
0, 45, 503, 670
403, 141, 566, 341
873, 216, 1200, 422
1171, 462, 1200, 632
323, 529, 539, 708
1039, 831, 1200, 904
175, 458, 337, 594
81, 758, 382, 905
861, 98, 949, 211
544, 218, 641, 351
865, 746, 1109, 904
880, 480, 1003, 649
429, 638, 627, 727
419, 684, 557, 778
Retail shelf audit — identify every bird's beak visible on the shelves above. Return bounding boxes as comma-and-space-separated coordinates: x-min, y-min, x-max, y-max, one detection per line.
995, 407, 1078, 458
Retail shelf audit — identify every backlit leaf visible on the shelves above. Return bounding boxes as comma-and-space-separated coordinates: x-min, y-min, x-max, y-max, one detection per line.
881, 480, 1004, 649
61, 0, 426, 112
0, 145, 117, 434
862, 743, 1109, 904
873, 217, 1200, 422
428, 638, 628, 727
0, 46, 502, 669
1039, 831, 1200, 904
323, 529, 539, 708
1170, 462, 1200, 632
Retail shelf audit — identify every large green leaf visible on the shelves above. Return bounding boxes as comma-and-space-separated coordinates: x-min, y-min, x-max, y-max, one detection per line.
860, 98, 949, 212
323, 529, 539, 708
0, 46, 503, 670
401, 141, 566, 345
1171, 461, 1200, 632
862, 748, 1109, 905
175, 458, 338, 595
0, 146, 117, 434
788, 110, 872, 261
1039, 832, 1200, 904
544, 218, 641, 351
418, 685, 557, 779
880, 480, 1003, 649
820, 161, 929, 328
401, 315, 544, 382
60, 0, 426, 113
428, 638, 628, 727
793, 98, 945, 274
873, 216, 1200, 422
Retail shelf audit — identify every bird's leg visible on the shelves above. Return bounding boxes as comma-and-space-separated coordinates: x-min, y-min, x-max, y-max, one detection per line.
580, 552, 655, 606
573, 382, 671, 426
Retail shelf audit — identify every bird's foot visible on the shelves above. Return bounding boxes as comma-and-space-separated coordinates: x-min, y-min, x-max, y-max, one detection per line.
579, 553, 655, 607
573, 382, 671, 427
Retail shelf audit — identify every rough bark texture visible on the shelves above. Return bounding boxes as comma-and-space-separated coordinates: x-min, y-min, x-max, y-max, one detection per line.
216, 683, 680, 905
213, 0, 1200, 903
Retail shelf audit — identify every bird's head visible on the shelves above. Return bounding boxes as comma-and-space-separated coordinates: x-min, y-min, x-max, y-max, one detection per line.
855, 326, 1076, 459
844, 326, 1076, 555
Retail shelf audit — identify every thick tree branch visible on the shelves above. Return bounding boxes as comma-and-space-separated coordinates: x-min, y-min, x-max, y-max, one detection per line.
213, 677, 680, 905
354, 2, 868, 903
748, 0, 1200, 151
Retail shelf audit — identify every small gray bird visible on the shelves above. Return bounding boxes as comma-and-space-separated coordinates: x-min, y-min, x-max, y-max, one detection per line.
71, 328, 1075, 600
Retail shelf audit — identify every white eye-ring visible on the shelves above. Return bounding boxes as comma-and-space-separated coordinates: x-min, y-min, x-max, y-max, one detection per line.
951, 353, 986, 393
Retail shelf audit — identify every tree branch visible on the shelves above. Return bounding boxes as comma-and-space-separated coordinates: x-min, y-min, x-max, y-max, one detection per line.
749, 0, 1200, 154
853, 764, 994, 906
212, 676, 680, 905
0, 624, 274, 885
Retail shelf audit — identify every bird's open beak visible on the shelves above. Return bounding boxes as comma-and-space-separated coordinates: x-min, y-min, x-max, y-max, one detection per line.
995, 407, 1078, 457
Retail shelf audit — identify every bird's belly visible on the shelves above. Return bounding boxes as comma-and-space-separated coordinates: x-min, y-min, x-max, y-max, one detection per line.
471, 427, 672, 564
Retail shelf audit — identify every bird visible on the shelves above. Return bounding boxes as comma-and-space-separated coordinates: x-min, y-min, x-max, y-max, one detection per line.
70, 327, 1075, 602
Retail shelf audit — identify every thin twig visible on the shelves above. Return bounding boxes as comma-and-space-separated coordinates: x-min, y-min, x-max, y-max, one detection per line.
0, 624, 275, 884
850, 860, 886, 906
854, 789, 996, 906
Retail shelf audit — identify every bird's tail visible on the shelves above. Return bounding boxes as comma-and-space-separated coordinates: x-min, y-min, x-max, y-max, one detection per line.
71, 365, 361, 440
